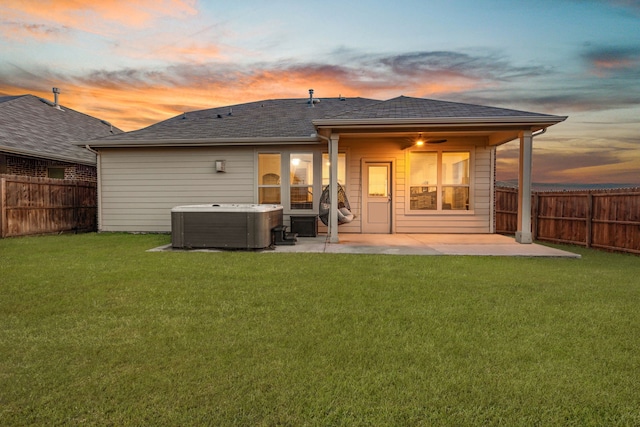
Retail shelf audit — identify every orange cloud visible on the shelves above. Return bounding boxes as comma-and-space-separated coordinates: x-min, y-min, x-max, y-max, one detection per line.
0, 0, 197, 37
0, 58, 495, 132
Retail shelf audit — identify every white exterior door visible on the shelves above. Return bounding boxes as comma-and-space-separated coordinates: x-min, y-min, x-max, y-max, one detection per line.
362, 162, 391, 233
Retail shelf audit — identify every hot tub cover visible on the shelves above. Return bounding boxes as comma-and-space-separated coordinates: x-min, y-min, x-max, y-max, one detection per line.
171, 204, 283, 213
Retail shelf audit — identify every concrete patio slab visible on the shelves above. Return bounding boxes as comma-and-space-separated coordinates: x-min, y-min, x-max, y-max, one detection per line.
150, 234, 581, 258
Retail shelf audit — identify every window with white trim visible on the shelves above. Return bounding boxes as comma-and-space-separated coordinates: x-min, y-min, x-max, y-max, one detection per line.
321, 153, 346, 187
258, 153, 281, 204
257, 151, 316, 211
409, 151, 470, 211
290, 153, 313, 210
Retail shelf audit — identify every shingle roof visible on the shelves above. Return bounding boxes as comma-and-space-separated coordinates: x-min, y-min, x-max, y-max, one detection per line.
330, 95, 558, 119
87, 95, 564, 145
96, 97, 380, 142
0, 94, 122, 164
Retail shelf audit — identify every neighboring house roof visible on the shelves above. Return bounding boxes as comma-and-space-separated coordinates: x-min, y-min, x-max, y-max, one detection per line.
0, 94, 122, 165
83, 95, 566, 147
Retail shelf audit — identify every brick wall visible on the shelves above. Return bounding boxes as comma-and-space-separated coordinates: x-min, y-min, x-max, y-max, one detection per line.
2, 154, 97, 182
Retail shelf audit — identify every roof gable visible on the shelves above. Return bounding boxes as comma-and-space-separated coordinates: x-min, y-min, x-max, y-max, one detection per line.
0, 94, 122, 164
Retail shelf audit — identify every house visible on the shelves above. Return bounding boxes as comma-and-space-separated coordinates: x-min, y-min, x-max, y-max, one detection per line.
81, 93, 566, 243
0, 89, 121, 182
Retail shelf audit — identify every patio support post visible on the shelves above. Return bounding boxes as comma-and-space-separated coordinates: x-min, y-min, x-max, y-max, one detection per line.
516, 130, 533, 244
329, 133, 339, 243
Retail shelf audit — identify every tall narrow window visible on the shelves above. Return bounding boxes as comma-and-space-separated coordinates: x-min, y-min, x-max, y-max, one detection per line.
409, 152, 437, 210
258, 154, 281, 204
442, 152, 469, 210
322, 153, 346, 186
290, 153, 313, 209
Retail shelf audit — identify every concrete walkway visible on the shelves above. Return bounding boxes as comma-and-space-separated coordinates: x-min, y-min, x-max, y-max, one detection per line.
153, 234, 581, 257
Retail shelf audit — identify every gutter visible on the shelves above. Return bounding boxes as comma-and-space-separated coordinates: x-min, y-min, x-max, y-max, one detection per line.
312, 116, 568, 128
79, 136, 321, 149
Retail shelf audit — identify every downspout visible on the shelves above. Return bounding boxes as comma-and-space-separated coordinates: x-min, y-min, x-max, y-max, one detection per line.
84, 144, 98, 155
85, 144, 102, 232
316, 133, 330, 144
532, 128, 546, 138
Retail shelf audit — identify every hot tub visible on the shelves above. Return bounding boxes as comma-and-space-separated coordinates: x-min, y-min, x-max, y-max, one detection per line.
171, 204, 283, 249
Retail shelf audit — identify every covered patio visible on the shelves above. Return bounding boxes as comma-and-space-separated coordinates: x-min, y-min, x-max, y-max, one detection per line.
153, 234, 580, 257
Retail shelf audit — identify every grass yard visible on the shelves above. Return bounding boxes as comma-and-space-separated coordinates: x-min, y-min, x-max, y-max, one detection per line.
1, 233, 639, 426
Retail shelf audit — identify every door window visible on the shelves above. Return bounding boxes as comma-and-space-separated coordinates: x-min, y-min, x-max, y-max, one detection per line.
368, 166, 388, 197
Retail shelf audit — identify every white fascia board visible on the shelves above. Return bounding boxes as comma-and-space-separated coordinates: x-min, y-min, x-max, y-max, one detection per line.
312, 116, 568, 128
79, 136, 323, 149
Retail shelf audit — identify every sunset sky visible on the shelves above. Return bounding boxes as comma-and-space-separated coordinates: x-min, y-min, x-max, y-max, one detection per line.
1, 0, 639, 184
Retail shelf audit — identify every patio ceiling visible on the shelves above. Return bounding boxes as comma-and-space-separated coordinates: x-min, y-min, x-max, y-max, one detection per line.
313, 118, 565, 147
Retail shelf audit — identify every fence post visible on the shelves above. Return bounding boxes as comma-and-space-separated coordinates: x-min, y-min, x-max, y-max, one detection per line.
532, 192, 539, 240
73, 181, 78, 234
0, 176, 6, 238
586, 193, 593, 248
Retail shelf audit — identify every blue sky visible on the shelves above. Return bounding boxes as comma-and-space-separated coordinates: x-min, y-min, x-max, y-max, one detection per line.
1, 0, 639, 183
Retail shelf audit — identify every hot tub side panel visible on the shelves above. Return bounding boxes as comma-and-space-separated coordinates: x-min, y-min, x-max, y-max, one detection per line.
172, 208, 283, 249
246, 208, 283, 248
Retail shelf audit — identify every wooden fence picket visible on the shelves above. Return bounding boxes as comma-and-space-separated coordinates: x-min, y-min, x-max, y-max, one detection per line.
496, 186, 640, 255
0, 174, 97, 238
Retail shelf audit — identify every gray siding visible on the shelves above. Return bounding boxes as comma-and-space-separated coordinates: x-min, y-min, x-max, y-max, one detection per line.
99, 147, 254, 232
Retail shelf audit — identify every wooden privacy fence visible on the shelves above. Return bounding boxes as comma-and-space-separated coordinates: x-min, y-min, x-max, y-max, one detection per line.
0, 174, 97, 238
496, 186, 640, 255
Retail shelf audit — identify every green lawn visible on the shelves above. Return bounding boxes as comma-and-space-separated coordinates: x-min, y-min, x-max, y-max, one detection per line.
1, 233, 639, 426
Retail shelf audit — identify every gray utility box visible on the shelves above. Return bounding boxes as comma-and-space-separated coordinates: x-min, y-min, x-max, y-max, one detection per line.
171, 204, 283, 249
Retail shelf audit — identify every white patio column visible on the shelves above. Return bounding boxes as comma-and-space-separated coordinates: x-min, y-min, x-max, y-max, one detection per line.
328, 133, 339, 243
516, 130, 533, 244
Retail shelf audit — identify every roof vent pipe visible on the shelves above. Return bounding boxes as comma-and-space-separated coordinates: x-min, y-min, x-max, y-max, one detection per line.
52, 87, 61, 109
309, 89, 314, 107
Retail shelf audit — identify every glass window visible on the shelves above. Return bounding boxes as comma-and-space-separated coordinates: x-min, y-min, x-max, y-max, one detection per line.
409, 152, 437, 210
322, 153, 346, 187
368, 166, 388, 197
258, 154, 281, 204
409, 151, 470, 211
442, 152, 469, 210
442, 153, 469, 185
290, 153, 313, 210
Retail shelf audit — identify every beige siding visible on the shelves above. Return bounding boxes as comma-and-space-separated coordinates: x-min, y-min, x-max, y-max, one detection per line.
336, 138, 493, 234
99, 147, 255, 232
98, 140, 495, 234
